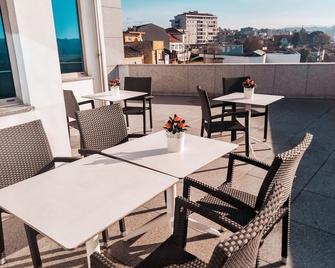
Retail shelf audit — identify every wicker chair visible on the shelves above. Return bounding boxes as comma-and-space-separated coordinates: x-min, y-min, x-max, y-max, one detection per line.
122, 77, 153, 134
89, 182, 285, 268
218, 77, 269, 141
197, 86, 250, 156
183, 133, 313, 264
0, 120, 79, 266
75, 104, 146, 239
63, 90, 95, 136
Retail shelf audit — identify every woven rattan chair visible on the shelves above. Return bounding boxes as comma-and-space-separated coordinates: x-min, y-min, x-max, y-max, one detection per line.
197, 86, 250, 156
183, 133, 313, 264
0, 120, 79, 265
89, 183, 285, 268
220, 77, 269, 141
122, 77, 153, 134
63, 90, 95, 136
75, 104, 146, 239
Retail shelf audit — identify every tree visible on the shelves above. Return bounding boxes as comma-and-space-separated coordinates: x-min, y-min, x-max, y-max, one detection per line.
291, 32, 300, 47
299, 48, 310, 62
298, 28, 308, 46
243, 37, 263, 53
309, 31, 331, 48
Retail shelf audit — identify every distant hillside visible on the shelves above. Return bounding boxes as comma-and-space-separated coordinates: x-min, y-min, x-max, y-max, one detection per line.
284, 26, 335, 36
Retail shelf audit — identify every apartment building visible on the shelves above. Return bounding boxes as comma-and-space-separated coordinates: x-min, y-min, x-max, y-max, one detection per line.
170, 11, 218, 44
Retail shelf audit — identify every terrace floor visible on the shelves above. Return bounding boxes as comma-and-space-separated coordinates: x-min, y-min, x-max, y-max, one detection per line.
2, 96, 335, 268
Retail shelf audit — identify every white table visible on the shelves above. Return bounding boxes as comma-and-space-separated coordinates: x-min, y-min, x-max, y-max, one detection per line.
0, 155, 178, 267
213, 92, 284, 158
103, 131, 238, 237
83, 90, 147, 103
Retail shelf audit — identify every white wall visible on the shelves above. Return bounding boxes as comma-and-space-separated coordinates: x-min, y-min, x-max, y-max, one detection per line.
266, 53, 301, 63
0, 0, 71, 156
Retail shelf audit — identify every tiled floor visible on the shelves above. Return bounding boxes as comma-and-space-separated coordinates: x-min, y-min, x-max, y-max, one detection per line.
2, 96, 335, 267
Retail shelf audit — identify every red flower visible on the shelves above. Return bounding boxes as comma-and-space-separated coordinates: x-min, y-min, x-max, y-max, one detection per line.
177, 120, 186, 129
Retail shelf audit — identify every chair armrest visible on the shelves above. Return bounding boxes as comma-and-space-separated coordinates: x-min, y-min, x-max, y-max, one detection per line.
78, 148, 102, 156
90, 252, 118, 268
53, 157, 81, 163
183, 177, 255, 212
229, 153, 270, 170
78, 100, 95, 109
128, 133, 146, 139
226, 153, 270, 183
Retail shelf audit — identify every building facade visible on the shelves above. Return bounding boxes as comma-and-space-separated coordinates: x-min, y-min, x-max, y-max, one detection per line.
0, 0, 124, 156
170, 11, 218, 45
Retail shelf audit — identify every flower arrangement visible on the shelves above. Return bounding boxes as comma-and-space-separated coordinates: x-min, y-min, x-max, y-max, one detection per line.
164, 114, 189, 134
242, 78, 256, 89
109, 79, 120, 87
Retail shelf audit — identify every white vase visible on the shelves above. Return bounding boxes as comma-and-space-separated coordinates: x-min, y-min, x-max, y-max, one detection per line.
166, 131, 185, 152
244, 87, 255, 99
110, 86, 120, 96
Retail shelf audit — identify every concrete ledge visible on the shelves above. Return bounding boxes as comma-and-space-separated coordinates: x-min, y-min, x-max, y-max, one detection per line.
118, 63, 335, 98
0, 104, 34, 117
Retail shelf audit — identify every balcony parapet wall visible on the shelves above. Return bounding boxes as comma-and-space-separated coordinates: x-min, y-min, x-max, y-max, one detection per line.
118, 63, 335, 98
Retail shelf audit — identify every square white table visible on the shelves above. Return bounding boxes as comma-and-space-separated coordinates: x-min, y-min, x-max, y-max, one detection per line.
0, 154, 178, 267
213, 93, 284, 158
103, 131, 238, 237
83, 90, 147, 103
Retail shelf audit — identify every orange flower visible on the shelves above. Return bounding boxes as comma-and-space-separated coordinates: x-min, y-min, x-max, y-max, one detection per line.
178, 122, 185, 129
164, 121, 172, 129
174, 114, 183, 122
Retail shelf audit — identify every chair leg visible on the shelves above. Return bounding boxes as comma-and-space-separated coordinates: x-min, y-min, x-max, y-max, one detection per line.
245, 130, 250, 157
66, 117, 71, 138
164, 190, 167, 206
231, 130, 237, 142
125, 114, 130, 128
149, 100, 153, 129
142, 100, 146, 134
200, 122, 204, 137
24, 224, 42, 268
281, 208, 290, 264
264, 106, 269, 141
119, 219, 126, 237
0, 211, 6, 265
102, 229, 109, 247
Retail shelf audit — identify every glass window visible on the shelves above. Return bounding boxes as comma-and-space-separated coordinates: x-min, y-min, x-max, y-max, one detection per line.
52, 0, 84, 74
0, 10, 15, 99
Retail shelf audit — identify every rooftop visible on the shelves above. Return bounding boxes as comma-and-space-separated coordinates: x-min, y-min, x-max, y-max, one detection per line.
3, 96, 335, 267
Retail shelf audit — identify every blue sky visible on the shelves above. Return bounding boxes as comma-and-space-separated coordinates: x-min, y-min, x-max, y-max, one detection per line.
122, 0, 335, 30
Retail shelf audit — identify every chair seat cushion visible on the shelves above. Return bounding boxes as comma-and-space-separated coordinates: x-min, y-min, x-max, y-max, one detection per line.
204, 120, 245, 133
123, 106, 150, 115
136, 237, 207, 268
198, 183, 257, 228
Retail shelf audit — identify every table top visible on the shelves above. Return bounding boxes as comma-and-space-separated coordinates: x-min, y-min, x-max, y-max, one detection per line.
103, 131, 238, 178
83, 90, 147, 102
0, 155, 178, 250
213, 92, 284, 106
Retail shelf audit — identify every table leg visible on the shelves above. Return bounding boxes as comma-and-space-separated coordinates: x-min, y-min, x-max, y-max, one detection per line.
86, 235, 100, 268
166, 184, 177, 233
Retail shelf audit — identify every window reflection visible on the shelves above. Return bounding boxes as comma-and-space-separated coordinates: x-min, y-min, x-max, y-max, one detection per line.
0, 10, 15, 100
52, 0, 84, 73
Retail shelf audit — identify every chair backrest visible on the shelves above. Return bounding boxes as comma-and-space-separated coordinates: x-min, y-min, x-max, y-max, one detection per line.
208, 183, 284, 268
222, 76, 250, 95
197, 86, 212, 122
0, 120, 54, 189
255, 133, 313, 210
124, 77, 152, 94
75, 104, 128, 151
63, 90, 80, 119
